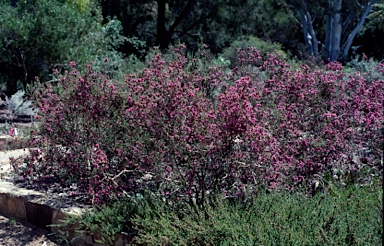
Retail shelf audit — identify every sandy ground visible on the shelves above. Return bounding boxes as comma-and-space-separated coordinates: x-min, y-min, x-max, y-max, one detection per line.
0, 212, 61, 246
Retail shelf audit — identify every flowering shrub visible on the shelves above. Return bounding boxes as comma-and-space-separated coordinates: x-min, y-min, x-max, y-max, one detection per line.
235, 50, 382, 189
11, 46, 383, 204
11, 62, 134, 204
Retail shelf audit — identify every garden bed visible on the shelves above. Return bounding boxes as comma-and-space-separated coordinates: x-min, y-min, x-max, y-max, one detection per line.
0, 160, 132, 246
2, 47, 383, 245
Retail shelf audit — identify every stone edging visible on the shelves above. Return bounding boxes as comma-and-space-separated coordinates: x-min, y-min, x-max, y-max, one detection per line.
0, 181, 132, 246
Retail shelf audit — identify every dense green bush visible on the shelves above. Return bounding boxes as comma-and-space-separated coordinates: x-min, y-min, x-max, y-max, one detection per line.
53, 197, 139, 245
0, 0, 142, 95
221, 35, 288, 68
132, 184, 382, 245
57, 183, 382, 245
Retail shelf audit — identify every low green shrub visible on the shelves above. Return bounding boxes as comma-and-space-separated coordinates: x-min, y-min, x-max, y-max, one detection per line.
221, 35, 288, 67
53, 198, 139, 245
132, 185, 382, 245
57, 184, 382, 245
345, 55, 384, 83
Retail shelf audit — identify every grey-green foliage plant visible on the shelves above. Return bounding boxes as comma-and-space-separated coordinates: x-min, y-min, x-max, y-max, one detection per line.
5, 90, 36, 116
345, 55, 384, 82
68, 15, 146, 78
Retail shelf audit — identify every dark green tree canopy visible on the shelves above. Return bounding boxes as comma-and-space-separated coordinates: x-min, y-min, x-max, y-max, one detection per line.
1, 0, 382, 95
0, 0, 131, 95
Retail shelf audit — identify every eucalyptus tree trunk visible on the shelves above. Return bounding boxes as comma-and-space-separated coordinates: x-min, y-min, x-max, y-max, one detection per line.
330, 0, 342, 61
323, 0, 343, 61
342, 0, 377, 60
297, 0, 319, 59
155, 0, 197, 50
292, 0, 378, 62
323, 15, 332, 60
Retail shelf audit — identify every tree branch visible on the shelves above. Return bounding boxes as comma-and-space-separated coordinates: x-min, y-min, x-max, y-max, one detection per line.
169, 0, 197, 34
342, 0, 378, 60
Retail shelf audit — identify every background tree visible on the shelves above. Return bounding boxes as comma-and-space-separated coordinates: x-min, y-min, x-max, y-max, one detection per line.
1, 0, 380, 92
101, 0, 228, 52
368, 2, 384, 28
0, 0, 134, 95
353, 2, 384, 59
285, 0, 380, 61
99, 0, 301, 56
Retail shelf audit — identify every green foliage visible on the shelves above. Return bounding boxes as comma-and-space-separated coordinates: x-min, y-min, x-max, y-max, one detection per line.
221, 35, 288, 67
345, 55, 384, 82
202, 0, 300, 55
0, 0, 88, 92
54, 198, 139, 245
66, 0, 90, 12
99, 0, 300, 56
68, 16, 145, 78
131, 185, 382, 245
368, 3, 384, 30
0, 0, 143, 95
56, 185, 382, 245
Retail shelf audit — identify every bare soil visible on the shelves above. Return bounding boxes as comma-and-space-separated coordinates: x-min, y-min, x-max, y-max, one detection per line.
0, 212, 62, 246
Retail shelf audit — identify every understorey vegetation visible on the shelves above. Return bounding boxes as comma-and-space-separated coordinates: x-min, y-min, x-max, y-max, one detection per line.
56, 185, 382, 245
10, 45, 383, 244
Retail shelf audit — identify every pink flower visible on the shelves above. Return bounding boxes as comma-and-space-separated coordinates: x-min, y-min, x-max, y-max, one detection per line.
9, 127, 15, 137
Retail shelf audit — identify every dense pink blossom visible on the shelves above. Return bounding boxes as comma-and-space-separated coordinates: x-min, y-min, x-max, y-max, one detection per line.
10, 45, 383, 204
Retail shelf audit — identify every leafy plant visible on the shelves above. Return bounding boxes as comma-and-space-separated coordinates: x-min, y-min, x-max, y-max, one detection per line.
54, 198, 139, 245
0, 0, 142, 95
57, 184, 382, 245
221, 35, 288, 67
131, 185, 382, 245
345, 54, 384, 82
368, 3, 384, 30
66, 0, 90, 12
11, 46, 383, 206
4, 90, 36, 116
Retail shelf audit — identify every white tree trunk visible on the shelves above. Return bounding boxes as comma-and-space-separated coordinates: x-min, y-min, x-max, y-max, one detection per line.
293, 0, 376, 61
323, 0, 343, 61
297, 0, 319, 59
